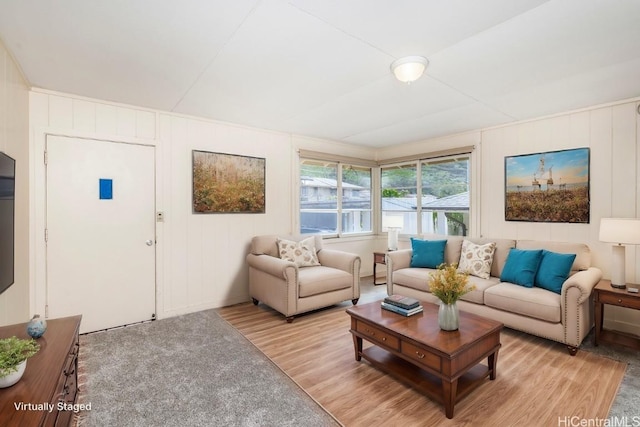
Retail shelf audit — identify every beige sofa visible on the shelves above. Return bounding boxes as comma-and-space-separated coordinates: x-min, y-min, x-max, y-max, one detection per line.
386, 234, 602, 355
247, 235, 361, 322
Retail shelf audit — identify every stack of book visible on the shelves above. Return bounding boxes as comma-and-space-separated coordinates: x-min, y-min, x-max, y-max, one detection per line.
381, 294, 423, 316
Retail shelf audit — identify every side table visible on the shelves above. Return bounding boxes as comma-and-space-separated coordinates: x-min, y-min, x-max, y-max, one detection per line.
373, 251, 388, 285
594, 279, 640, 350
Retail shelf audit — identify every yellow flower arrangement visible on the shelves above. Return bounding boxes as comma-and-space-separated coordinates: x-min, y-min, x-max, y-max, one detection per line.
428, 263, 475, 305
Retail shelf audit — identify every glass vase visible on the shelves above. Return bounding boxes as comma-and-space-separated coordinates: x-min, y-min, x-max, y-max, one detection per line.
438, 301, 459, 331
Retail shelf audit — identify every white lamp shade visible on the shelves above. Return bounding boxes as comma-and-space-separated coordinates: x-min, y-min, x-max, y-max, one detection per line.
383, 215, 404, 229
599, 218, 640, 244
391, 56, 428, 83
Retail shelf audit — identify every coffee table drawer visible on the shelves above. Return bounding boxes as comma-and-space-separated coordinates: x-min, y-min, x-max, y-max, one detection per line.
401, 341, 441, 372
356, 321, 400, 350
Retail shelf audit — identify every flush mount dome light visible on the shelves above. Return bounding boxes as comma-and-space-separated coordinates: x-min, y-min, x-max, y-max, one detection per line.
390, 56, 429, 83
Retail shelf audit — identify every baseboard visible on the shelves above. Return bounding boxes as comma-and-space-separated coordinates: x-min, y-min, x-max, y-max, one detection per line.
157, 293, 250, 320
606, 319, 640, 337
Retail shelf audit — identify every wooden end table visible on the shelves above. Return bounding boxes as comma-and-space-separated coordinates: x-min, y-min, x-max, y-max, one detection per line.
373, 251, 388, 285
347, 301, 502, 419
594, 279, 640, 350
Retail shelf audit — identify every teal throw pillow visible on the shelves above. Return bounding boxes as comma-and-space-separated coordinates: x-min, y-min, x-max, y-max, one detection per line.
410, 238, 447, 268
535, 250, 576, 294
500, 249, 543, 288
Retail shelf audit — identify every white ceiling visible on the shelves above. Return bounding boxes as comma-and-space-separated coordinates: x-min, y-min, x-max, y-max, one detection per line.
1, 0, 639, 147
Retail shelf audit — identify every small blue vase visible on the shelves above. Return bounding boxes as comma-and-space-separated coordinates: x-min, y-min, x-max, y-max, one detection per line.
27, 314, 47, 338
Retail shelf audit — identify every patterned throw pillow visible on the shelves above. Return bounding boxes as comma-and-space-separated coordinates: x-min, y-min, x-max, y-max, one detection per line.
458, 240, 497, 279
276, 237, 321, 267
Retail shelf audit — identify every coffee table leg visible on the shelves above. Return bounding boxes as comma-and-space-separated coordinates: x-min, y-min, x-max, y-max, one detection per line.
488, 350, 499, 380
442, 379, 458, 419
352, 334, 362, 361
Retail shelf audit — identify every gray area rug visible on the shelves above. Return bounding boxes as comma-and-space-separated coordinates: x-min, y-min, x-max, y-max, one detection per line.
76, 309, 339, 427
580, 329, 640, 420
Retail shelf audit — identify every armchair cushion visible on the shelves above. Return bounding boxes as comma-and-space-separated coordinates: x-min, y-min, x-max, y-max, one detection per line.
277, 236, 320, 267
299, 266, 353, 297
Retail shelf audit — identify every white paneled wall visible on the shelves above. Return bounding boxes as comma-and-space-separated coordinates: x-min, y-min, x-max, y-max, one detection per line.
28, 90, 374, 322
0, 41, 29, 326
158, 114, 295, 317
462, 102, 640, 334
376, 100, 640, 334
20, 86, 640, 335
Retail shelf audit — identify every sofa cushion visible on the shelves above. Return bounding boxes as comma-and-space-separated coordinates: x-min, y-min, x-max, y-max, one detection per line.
484, 283, 561, 323
277, 237, 320, 267
535, 250, 576, 294
419, 234, 463, 265
500, 249, 543, 288
458, 240, 496, 279
410, 238, 447, 268
392, 268, 432, 293
460, 276, 501, 304
465, 237, 515, 278
298, 266, 352, 297
516, 240, 590, 272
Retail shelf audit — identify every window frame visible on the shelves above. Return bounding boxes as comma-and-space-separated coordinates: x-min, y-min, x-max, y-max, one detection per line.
299, 158, 374, 238
380, 153, 472, 237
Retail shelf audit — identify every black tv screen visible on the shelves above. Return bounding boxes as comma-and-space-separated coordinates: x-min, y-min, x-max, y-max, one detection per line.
0, 152, 15, 295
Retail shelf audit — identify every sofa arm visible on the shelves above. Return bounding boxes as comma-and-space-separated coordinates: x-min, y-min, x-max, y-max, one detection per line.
246, 253, 297, 280
560, 267, 602, 348
317, 249, 360, 275
385, 249, 412, 294
561, 267, 603, 305
386, 249, 412, 271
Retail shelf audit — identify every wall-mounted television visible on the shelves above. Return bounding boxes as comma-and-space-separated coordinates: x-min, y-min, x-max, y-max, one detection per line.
0, 152, 15, 295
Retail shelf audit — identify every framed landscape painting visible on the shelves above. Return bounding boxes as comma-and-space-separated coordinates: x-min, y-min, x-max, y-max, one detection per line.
192, 150, 265, 214
504, 147, 590, 223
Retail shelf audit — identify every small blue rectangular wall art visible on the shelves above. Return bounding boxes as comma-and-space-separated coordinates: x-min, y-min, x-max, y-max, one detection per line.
99, 178, 113, 200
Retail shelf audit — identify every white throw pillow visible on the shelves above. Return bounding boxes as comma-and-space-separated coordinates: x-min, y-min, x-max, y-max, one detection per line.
458, 240, 496, 279
276, 237, 321, 267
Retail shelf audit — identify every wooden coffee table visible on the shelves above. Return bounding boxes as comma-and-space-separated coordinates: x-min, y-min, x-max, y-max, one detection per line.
346, 300, 503, 419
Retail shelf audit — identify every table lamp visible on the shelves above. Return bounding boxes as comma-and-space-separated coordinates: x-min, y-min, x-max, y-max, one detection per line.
599, 218, 640, 289
383, 215, 404, 251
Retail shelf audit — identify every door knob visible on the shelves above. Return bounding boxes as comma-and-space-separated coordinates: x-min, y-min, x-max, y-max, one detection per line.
146, 240, 154, 246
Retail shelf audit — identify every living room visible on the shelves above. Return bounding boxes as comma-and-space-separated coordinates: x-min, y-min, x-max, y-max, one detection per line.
0, 1, 639, 425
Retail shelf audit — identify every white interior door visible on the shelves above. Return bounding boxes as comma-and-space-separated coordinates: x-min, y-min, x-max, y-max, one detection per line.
46, 135, 156, 333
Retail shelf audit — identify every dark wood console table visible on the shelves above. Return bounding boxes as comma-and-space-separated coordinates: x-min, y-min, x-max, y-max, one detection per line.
0, 315, 82, 427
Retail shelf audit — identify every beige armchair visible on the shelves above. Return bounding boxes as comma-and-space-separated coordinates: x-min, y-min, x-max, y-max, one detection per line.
247, 235, 361, 322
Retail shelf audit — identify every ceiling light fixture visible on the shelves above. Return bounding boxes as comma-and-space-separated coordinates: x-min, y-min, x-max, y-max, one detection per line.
390, 56, 429, 83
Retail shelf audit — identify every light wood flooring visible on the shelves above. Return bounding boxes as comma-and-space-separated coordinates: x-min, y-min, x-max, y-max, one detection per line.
217, 277, 627, 427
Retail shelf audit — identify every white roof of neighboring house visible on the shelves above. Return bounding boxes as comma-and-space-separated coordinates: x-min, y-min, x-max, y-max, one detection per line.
300, 176, 362, 189
423, 192, 469, 211
381, 192, 469, 211
381, 195, 437, 211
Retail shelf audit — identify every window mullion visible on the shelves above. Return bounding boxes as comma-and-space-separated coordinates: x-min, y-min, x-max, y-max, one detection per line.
416, 160, 422, 234
337, 163, 343, 236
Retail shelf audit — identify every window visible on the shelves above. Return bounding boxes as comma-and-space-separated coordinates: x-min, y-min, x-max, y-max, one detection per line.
381, 164, 418, 234
300, 160, 372, 236
381, 155, 470, 236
